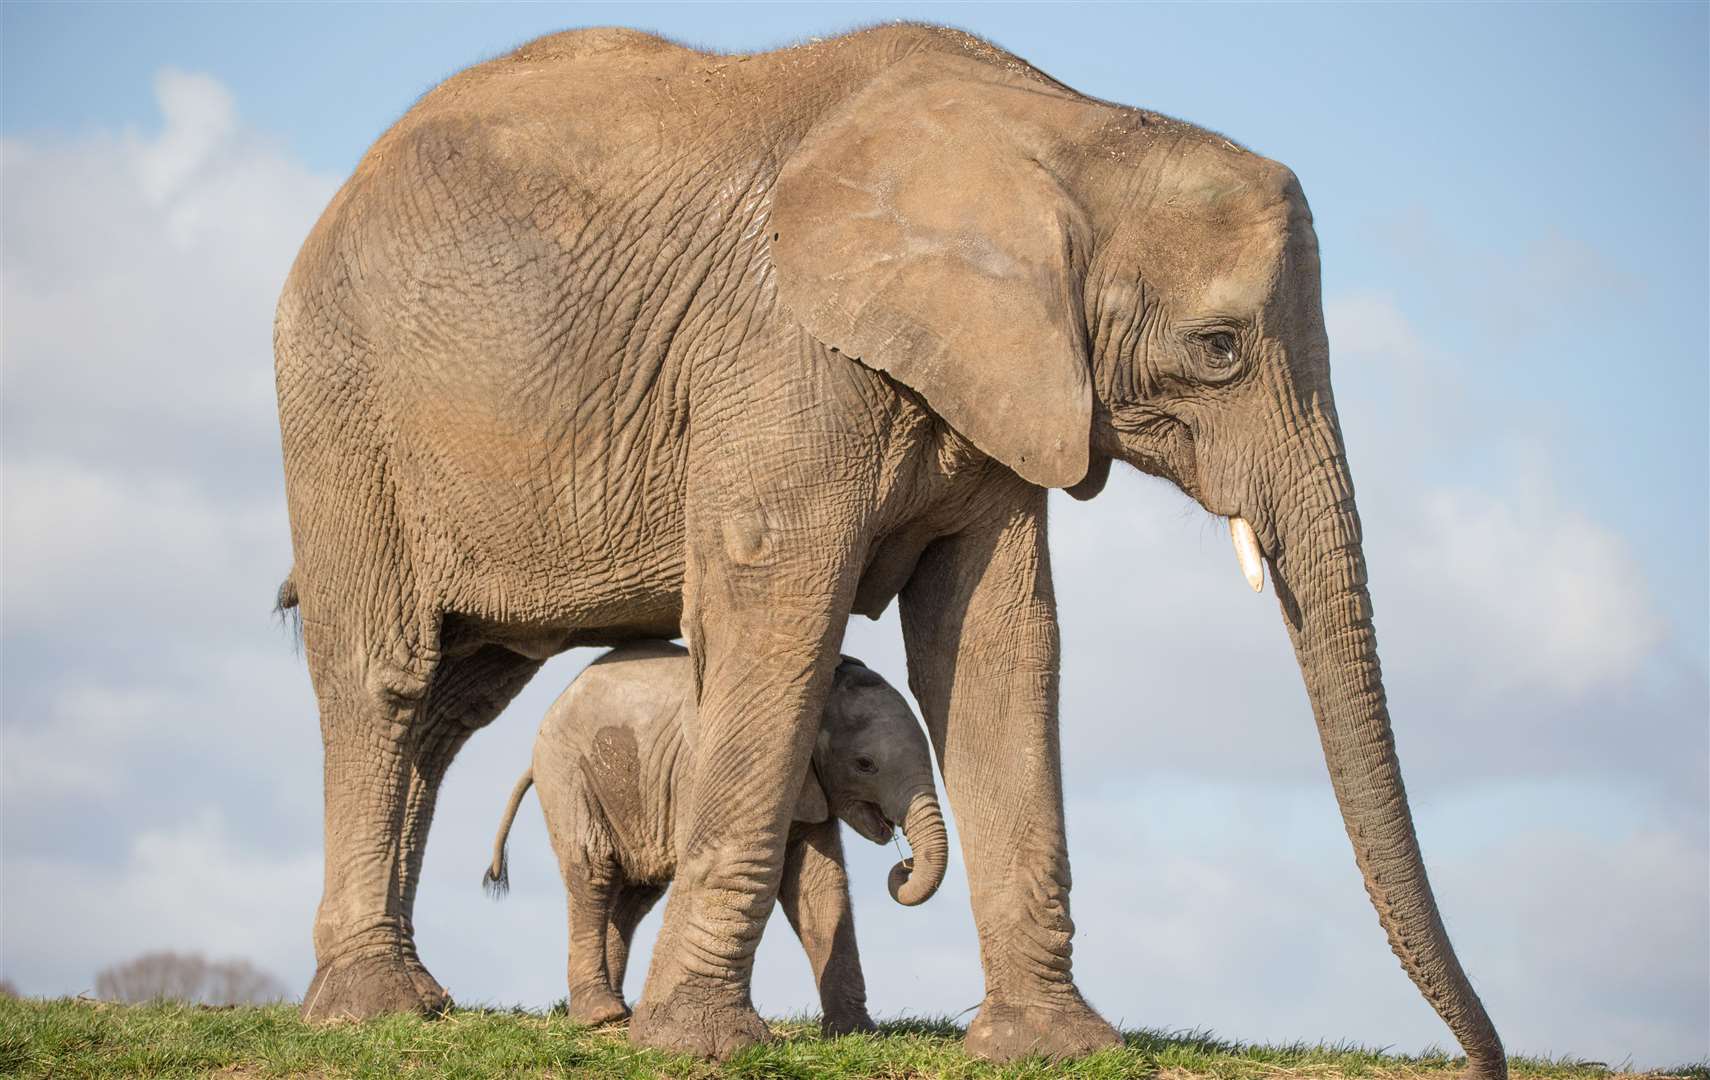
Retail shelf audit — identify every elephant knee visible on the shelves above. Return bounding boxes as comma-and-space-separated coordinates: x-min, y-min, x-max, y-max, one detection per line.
365, 657, 431, 710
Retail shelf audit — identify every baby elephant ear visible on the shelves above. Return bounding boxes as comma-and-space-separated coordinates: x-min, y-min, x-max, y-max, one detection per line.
771, 54, 1094, 490
791, 763, 830, 824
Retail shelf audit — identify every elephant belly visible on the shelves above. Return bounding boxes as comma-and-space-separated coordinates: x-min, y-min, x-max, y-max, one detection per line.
392, 335, 693, 651
419, 467, 688, 653
852, 521, 941, 619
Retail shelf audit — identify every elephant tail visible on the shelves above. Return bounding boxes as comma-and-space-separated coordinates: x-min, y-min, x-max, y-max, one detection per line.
273, 571, 301, 649
275, 572, 299, 611
484, 768, 535, 898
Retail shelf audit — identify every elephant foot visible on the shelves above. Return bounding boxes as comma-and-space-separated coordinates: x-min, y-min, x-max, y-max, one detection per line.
568, 990, 630, 1027
629, 988, 771, 1060
301, 952, 450, 1021
820, 1008, 878, 1038
965, 996, 1121, 1062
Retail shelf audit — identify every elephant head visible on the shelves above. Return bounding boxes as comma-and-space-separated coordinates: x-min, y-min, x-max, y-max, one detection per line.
772, 50, 1504, 1075
797, 657, 947, 907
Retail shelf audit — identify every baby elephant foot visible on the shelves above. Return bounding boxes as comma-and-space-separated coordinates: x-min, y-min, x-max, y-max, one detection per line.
567, 990, 630, 1026
965, 996, 1121, 1062
630, 988, 771, 1060
820, 1008, 878, 1037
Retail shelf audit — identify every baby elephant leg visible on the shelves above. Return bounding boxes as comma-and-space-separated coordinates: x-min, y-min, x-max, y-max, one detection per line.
563, 848, 630, 1026
604, 882, 666, 1003
778, 820, 876, 1036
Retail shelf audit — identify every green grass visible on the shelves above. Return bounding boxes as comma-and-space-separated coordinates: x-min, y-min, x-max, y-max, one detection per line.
1, 998, 1701, 1080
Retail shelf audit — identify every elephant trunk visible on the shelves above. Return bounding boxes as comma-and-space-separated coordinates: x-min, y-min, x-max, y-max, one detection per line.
1267, 439, 1505, 1079
886, 789, 948, 906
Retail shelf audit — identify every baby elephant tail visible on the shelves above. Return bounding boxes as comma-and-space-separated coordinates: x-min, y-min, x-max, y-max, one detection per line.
483, 768, 535, 898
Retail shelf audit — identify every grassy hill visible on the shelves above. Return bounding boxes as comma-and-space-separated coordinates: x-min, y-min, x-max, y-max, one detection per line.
2, 998, 1701, 1079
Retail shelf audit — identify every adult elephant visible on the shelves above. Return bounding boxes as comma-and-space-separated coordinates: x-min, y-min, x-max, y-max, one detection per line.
274, 22, 1504, 1071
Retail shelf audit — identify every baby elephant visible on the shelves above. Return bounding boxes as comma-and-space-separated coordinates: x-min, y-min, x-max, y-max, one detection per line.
484, 640, 947, 1034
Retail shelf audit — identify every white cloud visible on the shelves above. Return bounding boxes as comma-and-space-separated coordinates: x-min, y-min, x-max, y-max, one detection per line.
2, 650, 318, 814
1, 71, 335, 484
1327, 290, 1430, 364
1058, 785, 1709, 1066
4, 809, 321, 995
1330, 293, 1675, 767
1442, 824, 1709, 1064
1373, 209, 1644, 334
3, 685, 180, 802
1391, 483, 1662, 696
1, 68, 331, 994
135, 70, 238, 208
2, 458, 289, 641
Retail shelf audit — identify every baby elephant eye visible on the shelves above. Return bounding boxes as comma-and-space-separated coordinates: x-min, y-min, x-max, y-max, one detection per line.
854, 756, 878, 774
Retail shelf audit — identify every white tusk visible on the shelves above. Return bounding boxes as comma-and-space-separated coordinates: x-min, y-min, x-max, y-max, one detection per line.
1230, 516, 1265, 593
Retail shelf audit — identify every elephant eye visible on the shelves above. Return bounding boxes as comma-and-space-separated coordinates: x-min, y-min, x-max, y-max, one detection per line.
1202, 332, 1236, 368
854, 756, 877, 774
1191, 330, 1243, 383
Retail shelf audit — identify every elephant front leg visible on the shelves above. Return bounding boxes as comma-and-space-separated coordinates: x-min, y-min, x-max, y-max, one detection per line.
628, 479, 866, 1058
627, 604, 850, 1057
778, 821, 876, 1037
898, 488, 1121, 1062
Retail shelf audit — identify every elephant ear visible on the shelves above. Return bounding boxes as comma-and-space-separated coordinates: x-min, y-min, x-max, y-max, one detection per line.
770, 54, 1095, 490
791, 762, 830, 825
1065, 453, 1112, 501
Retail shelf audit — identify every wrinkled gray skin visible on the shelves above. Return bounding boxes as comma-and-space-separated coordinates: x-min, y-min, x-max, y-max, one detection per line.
482, 642, 946, 1034
274, 23, 1503, 1070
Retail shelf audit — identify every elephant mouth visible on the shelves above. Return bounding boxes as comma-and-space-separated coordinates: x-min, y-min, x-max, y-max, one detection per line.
839, 800, 894, 845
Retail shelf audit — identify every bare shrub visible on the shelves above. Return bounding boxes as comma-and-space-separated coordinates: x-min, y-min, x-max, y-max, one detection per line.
93, 952, 290, 1005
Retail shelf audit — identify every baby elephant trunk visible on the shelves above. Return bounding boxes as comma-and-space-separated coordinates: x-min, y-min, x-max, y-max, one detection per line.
887, 789, 948, 906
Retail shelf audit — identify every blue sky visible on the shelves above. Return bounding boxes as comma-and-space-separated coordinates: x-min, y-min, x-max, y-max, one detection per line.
3, 1, 1705, 1067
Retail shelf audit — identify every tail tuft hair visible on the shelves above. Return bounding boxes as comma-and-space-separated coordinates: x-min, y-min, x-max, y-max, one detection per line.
273, 572, 302, 651
482, 852, 510, 899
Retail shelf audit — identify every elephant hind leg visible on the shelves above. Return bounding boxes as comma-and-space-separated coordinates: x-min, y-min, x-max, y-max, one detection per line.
301, 634, 541, 1022
777, 822, 874, 1037
403, 642, 544, 909
564, 847, 632, 1026
604, 882, 666, 1003
298, 631, 441, 1021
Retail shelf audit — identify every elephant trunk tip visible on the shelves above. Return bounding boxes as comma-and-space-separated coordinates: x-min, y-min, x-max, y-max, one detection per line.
1467, 1044, 1509, 1080
888, 791, 947, 906
887, 858, 923, 905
